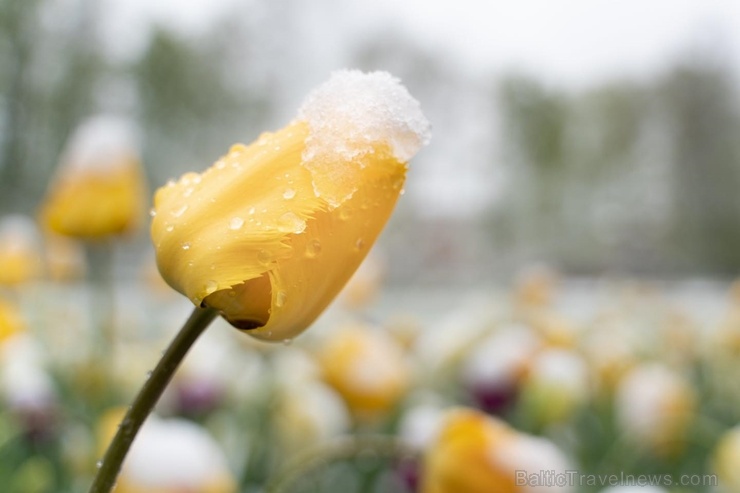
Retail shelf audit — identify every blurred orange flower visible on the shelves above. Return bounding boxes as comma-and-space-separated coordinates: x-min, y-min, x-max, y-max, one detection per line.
421, 408, 572, 493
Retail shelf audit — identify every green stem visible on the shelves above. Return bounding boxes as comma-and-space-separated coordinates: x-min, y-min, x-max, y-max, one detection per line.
85, 242, 116, 360
88, 306, 219, 493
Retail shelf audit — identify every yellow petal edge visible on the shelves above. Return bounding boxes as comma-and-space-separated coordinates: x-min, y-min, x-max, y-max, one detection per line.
151, 70, 429, 342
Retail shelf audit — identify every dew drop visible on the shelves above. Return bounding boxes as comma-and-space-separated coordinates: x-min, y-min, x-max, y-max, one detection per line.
187, 261, 194, 268
277, 212, 306, 234
172, 204, 188, 217
229, 217, 244, 230
282, 188, 296, 200
305, 239, 322, 258
399, 188, 406, 196
96, 461, 103, 469
181, 242, 191, 250
282, 338, 293, 346
146, 370, 152, 379
339, 207, 353, 221
149, 208, 157, 218
215, 160, 226, 170
205, 280, 218, 294
275, 291, 287, 308
355, 238, 365, 251
258, 250, 271, 264
248, 207, 256, 215
165, 224, 174, 232
183, 187, 194, 198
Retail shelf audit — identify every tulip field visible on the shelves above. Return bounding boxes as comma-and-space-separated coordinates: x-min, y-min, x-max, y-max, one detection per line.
2, 262, 740, 493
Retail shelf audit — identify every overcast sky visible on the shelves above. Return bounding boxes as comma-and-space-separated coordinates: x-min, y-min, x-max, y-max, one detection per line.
106, 0, 740, 87
100, 0, 740, 218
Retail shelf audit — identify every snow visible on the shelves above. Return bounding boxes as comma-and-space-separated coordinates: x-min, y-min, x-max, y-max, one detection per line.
298, 70, 431, 164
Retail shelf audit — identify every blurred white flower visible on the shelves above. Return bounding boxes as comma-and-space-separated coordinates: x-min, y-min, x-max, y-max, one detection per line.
116, 415, 236, 493
274, 379, 350, 456
615, 363, 695, 455
461, 323, 541, 413
520, 348, 590, 425
598, 487, 668, 493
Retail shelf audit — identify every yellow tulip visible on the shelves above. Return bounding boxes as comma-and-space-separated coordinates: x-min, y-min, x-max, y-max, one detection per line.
318, 323, 410, 419
151, 70, 429, 341
421, 407, 572, 493
39, 116, 146, 239
0, 298, 26, 343
614, 363, 696, 456
713, 425, 740, 491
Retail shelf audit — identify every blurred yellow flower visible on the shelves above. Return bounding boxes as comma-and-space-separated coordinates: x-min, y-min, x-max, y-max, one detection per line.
713, 424, 740, 491
39, 116, 147, 239
0, 215, 43, 285
151, 70, 429, 342
421, 407, 572, 493
318, 323, 410, 419
0, 298, 26, 343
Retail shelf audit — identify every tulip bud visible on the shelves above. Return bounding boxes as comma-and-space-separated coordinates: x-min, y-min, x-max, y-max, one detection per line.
40, 116, 146, 239
318, 323, 410, 420
151, 70, 430, 341
0, 298, 26, 343
713, 425, 740, 491
614, 363, 695, 456
421, 407, 572, 493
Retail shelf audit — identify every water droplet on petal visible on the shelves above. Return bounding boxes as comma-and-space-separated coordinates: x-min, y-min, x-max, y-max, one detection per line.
172, 204, 188, 217
205, 280, 218, 294
149, 208, 157, 217
181, 242, 191, 250
96, 461, 103, 469
165, 224, 174, 232
215, 160, 226, 170
249, 207, 256, 215
283, 188, 296, 200
282, 338, 293, 346
229, 217, 244, 230
339, 207, 353, 221
306, 239, 322, 258
275, 291, 287, 307
258, 250, 271, 264
278, 212, 306, 234
355, 238, 365, 251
